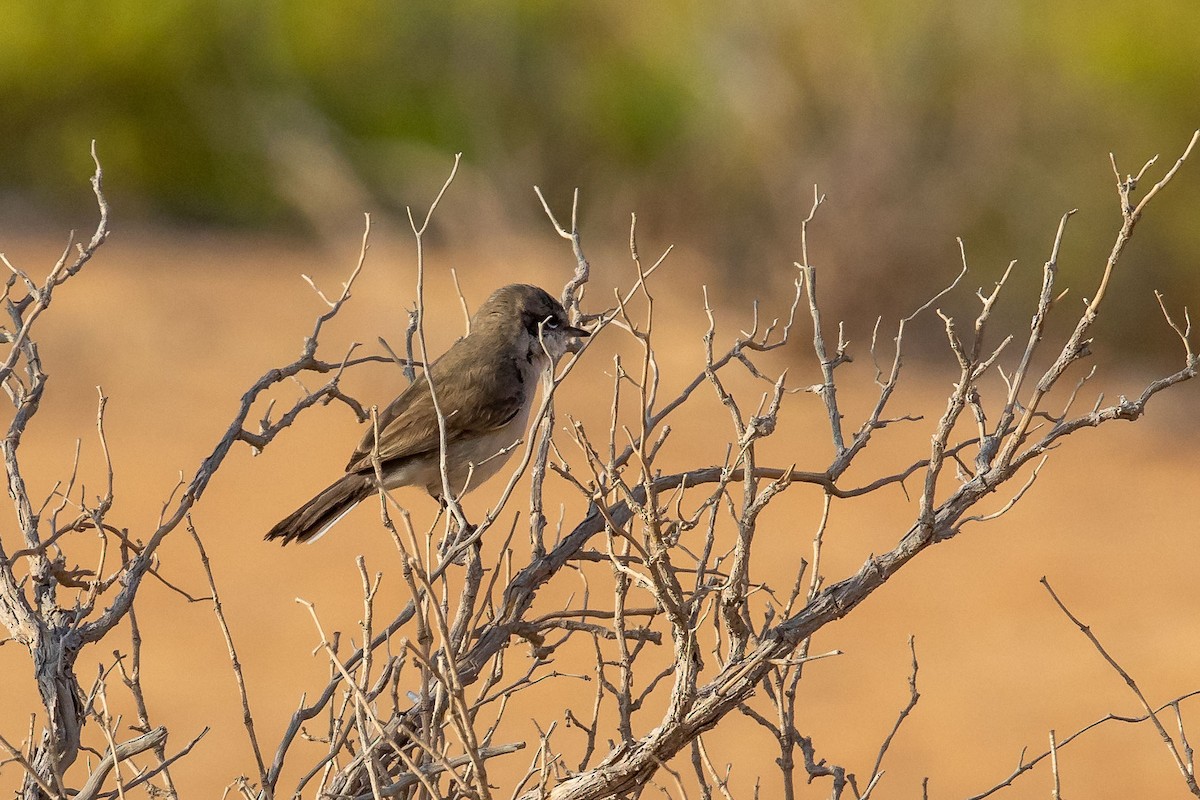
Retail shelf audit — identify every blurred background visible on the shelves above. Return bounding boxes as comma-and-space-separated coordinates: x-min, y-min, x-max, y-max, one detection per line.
1, 1, 1199, 798
1, 0, 1198, 351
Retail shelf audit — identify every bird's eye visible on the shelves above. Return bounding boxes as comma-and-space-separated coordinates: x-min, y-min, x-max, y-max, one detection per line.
543, 317, 561, 330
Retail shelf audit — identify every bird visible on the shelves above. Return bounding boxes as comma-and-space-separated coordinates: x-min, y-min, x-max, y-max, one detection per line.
266, 284, 590, 545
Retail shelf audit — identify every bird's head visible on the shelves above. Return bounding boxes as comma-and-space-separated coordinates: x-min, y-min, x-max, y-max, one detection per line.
474, 284, 591, 359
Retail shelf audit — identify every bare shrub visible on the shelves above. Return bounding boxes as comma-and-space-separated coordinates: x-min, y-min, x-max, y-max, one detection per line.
1, 134, 1197, 799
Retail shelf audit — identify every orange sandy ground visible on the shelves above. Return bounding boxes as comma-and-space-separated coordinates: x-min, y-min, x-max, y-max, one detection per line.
0, 227, 1198, 798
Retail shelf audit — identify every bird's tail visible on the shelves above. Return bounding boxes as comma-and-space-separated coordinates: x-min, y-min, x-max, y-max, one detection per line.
265, 473, 374, 546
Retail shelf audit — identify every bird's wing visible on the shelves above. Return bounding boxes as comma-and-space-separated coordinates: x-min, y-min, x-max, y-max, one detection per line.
345, 353, 528, 474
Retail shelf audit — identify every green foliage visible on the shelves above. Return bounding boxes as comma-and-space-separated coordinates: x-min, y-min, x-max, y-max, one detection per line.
0, 0, 1196, 347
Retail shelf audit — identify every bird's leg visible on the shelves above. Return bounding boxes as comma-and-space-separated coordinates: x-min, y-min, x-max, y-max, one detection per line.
440, 524, 477, 565
435, 496, 477, 565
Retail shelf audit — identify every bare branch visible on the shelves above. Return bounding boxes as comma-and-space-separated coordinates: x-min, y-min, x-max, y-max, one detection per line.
1041, 578, 1200, 796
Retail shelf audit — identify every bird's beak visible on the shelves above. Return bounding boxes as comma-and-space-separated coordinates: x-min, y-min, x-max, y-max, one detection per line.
562, 324, 590, 353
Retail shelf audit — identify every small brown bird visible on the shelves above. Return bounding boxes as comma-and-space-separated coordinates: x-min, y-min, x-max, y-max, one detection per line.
266, 284, 589, 545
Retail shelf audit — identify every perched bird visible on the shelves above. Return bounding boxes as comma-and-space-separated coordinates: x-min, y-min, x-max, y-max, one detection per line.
266, 284, 589, 545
